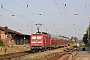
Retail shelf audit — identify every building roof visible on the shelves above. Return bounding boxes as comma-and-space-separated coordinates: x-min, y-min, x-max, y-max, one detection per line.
0, 26, 29, 36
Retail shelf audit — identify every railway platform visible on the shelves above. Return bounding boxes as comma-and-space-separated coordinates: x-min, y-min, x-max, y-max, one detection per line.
74, 47, 90, 60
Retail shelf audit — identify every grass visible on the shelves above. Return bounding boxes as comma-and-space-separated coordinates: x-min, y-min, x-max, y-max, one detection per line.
0, 44, 78, 60
12, 51, 56, 60
0, 44, 57, 60
0, 44, 30, 55
11, 48, 64, 60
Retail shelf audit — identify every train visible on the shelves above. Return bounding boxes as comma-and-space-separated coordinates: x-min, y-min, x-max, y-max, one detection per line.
30, 32, 70, 51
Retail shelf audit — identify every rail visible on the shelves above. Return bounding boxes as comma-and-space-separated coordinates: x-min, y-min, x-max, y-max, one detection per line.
40, 47, 78, 60
0, 51, 30, 60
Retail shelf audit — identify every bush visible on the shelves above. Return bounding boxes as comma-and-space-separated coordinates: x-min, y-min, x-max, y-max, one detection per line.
70, 40, 74, 44
0, 38, 3, 46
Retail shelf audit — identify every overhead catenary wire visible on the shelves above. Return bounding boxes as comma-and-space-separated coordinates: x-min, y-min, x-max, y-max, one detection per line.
54, 0, 77, 34
0, 3, 32, 34
59, 0, 81, 38
10, 0, 47, 23
85, 0, 90, 17
0, 0, 46, 34
0, 0, 90, 38
54, 0, 84, 39
0, 3, 34, 25
0, 15, 30, 33
2, 8, 31, 22
9, 0, 62, 33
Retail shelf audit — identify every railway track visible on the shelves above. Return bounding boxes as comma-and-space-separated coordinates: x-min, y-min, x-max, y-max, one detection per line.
0, 47, 63, 60
40, 47, 78, 60
0, 51, 30, 60
0, 46, 77, 60
0, 48, 63, 60
40, 52, 71, 60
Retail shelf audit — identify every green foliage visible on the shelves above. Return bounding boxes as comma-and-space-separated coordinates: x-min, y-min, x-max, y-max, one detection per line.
58, 35, 70, 39
79, 40, 83, 43
0, 38, 3, 46
70, 36, 79, 44
70, 40, 74, 44
70, 36, 78, 43
82, 25, 90, 44
83, 34, 88, 44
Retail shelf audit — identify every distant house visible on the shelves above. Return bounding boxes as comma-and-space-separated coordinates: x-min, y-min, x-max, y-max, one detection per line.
0, 26, 30, 46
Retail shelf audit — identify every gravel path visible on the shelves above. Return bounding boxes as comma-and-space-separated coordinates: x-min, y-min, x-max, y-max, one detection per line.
74, 47, 90, 60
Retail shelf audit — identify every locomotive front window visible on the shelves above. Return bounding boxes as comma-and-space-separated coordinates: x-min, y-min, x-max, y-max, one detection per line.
37, 36, 42, 40
31, 36, 42, 40
32, 36, 36, 40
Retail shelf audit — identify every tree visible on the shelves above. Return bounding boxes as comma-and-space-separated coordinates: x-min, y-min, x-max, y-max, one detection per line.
70, 36, 78, 43
83, 33, 88, 44
0, 38, 3, 46
82, 26, 90, 44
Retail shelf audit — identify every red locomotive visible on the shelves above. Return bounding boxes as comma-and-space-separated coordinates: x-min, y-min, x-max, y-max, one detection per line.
30, 32, 70, 50
30, 23, 70, 51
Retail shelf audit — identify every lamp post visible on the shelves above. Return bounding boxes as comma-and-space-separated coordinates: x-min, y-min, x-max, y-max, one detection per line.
77, 30, 81, 43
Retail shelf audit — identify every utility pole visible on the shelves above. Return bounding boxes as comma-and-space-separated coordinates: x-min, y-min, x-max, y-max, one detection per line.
46, 27, 48, 33
88, 21, 90, 49
31, 22, 33, 34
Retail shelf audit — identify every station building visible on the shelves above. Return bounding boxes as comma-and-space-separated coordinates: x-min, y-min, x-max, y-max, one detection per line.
0, 26, 30, 46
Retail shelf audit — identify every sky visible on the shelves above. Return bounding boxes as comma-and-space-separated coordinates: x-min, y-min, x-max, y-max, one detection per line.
0, 0, 90, 39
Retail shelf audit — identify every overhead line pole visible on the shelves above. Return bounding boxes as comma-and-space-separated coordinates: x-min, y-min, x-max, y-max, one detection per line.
88, 21, 90, 49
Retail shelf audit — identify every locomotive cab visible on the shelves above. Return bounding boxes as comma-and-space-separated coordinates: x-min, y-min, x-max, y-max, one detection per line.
30, 34, 44, 49
30, 32, 51, 50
